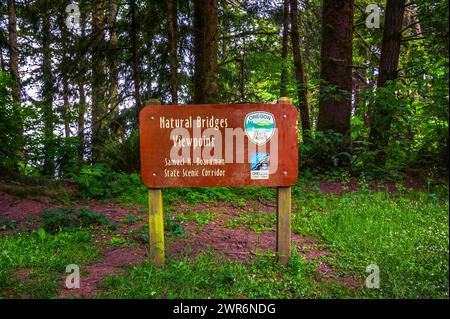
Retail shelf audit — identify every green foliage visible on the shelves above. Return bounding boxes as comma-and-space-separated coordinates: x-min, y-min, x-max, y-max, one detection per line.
95, 130, 141, 173
0, 216, 17, 231
108, 236, 131, 247
225, 211, 276, 233
0, 229, 99, 298
293, 190, 449, 298
41, 208, 117, 233
98, 252, 333, 299
75, 164, 276, 208
175, 209, 217, 226
165, 218, 188, 238
0, 71, 21, 175
301, 130, 351, 170
76, 164, 147, 204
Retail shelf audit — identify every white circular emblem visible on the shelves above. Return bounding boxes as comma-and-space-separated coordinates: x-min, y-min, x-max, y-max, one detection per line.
244, 112, 276, 146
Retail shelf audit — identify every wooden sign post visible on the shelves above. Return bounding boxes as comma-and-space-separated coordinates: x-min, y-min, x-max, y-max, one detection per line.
140, 98, 298, 266
146, 99, 165, 267
276, 97, 292, 265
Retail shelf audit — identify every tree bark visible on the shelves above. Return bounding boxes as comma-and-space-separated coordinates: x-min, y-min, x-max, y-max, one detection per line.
107, 0, 119, 120
279, 0, 289, 98
78, 82, 86, 162
7, 0, 20, 104
317, 0, 354, 136
193, 0, 218, 104
59, 12, 71, 138
369, 0, 406, 159
167, 0, 178, 104
42, 8, 55, 175
91, 0, 106, 160
7, 0, 23, 166
78, 1, 87, 162
0, 48, 5, 72
290, 0, 311, 139
130, 0, 142, 117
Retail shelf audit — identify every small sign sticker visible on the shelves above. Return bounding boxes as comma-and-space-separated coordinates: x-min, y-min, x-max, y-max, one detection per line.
244, 112, 275, 146
250, 152, 270, 180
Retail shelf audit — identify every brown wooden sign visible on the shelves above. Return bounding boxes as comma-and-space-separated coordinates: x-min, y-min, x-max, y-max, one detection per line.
140, 104, 298, 188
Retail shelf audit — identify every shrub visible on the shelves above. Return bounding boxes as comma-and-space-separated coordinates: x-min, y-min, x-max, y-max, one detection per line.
41, 208, 117, 233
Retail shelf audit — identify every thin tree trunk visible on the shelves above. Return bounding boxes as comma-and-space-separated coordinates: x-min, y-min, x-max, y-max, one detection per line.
290, 0, 311, 139
42, 9, 55, 175
317, 0, 354, 136
91, 0, 105, 160
78, 82, 86, 162
108, 0, 119, 119
279, 0, 289, 98
7, 0, 22, 166
59, 12, 71, 138
63, 83, 70, 138
7, 0, 20, 104
0, 49, 5, 72
130, 0, 142, 118
369, 0, 406, 160
167, 0, 178, 104
193, 0, 218, 104
78, 1, 87, 163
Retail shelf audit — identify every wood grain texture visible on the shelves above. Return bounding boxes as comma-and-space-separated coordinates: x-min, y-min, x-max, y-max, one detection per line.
148, 189, 165, 267
277, 186, 291, 264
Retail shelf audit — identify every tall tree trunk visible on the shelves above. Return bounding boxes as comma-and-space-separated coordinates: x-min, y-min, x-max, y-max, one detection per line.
7, 0, 22, 166
108, 0, 119, 119
59, 12, 71, 138
290, 0, 311, 140
78, 82, 86, 162
369, 0, 406, 161
42, 9, 55, 175
91, 0, 105, 160
130, 0, 141, 118
0, 48, 5, 72
63, 81, 70, 138
193, 0, 218, 104
7, 0, 20, 104
167, 0, 178, 104
279, 0, 289, 97
317, 0, 354, 136
78, 1, 87, 163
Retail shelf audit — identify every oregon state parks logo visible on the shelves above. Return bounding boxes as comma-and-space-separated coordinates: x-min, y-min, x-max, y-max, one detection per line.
244, 112, 276, 146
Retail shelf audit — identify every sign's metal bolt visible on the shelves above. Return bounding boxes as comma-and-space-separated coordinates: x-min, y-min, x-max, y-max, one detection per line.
152, 173, 157, 176
151, 116, 155, 120
283, 171, 288, 175
283, 114, 287, 119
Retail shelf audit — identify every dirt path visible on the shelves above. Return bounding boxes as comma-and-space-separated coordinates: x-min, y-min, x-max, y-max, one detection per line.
0, 182, 375, 298
59, 247, 147, 298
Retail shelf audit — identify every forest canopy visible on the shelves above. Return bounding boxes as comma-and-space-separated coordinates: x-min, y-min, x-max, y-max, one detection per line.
0, 0, 448, 178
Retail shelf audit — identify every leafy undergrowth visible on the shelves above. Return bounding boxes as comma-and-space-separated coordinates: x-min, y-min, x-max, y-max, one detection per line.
225, 210, 276, 233
41, 208, 118, 233
0, 169, 448, 299
0, 229, 100, 298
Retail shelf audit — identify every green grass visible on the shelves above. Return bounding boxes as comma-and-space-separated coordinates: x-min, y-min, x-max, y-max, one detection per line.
174, 209, 217, 225
0, 229, 100, 298
2, 171, 447, 299
98, 251, 349, 299
225, 211, 276, 233
292, 190, 449, 298
96, 185, 448, 299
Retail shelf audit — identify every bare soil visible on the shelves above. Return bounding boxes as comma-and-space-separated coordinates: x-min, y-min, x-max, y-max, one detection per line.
3, 179, 413, 297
